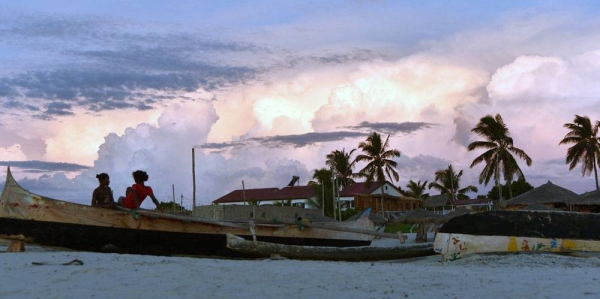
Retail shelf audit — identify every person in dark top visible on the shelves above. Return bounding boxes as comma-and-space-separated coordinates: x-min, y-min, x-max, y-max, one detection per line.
92, 173, 115, 208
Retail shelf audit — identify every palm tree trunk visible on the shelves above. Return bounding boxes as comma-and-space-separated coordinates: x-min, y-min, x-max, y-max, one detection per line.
508, 179, 513, 199
594, 158, 599, 191
496, 155, 502, 209
380, 181, 385, 220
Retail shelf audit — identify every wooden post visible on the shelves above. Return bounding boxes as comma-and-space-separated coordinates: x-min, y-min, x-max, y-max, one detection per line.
192, 148, 196, 215
242, 180, 246, 205
249, 221, 257, 243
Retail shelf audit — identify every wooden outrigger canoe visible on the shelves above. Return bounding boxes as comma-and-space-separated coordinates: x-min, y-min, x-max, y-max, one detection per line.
434, 210, 600, 262
0, 167, 375, 257
226, 233, 435, 261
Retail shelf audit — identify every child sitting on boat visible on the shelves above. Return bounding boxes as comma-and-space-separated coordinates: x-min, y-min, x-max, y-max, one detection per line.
91, 173, 115, 208
121, 170, 162, 210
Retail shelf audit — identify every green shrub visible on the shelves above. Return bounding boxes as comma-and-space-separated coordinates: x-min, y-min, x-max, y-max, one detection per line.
384, 223, 413, 233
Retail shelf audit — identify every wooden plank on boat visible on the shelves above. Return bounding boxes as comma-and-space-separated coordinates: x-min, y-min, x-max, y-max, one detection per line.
119, 207, 250, 229
276, 219, 401, 240
226, 234, 434, 261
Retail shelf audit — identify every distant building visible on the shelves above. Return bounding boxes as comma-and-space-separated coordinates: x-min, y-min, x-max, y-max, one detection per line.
570, 190, 600, 213
338, 181, 422, 213
503, 181, 579, 211
424, 194, 453, 214
424, 195, 492, 215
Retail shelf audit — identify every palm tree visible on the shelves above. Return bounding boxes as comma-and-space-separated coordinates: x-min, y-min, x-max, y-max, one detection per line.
307, 168, 334, 218
326, 148, 356, 190
468, 114, 532, 206
559, 115, 600, 191
428, 165, 478, 206
355, 132, 401, 218
400, 180, 429, 200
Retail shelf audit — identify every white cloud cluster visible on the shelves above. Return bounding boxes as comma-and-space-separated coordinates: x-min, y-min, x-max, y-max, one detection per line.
6, 3, 600, 206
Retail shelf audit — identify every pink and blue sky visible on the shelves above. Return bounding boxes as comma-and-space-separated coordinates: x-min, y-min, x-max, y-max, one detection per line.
1, 0, 600, 207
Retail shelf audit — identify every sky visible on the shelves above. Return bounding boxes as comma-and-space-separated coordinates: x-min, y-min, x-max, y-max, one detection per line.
2, 0, 600, 208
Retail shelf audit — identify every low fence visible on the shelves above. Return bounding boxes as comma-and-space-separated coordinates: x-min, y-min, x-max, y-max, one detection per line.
194, 205, 333, 222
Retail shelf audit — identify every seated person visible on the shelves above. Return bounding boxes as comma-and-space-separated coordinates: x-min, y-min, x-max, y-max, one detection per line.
91, 173, 115, 208
121, 170, 161, 210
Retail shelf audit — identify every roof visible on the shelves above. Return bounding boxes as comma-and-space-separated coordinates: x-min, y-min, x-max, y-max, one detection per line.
573, 190, 600, 205
455, 198, 489, 206
424, 194, 452, 208
503, 181, 579, 206
519, 204, 559, 211
212, 186, 316, 204
339, 181, 401, 197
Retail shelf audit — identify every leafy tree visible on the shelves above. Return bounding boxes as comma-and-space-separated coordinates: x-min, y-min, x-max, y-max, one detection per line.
400, 180, 429, 200
559, 115, 600, 190
326, 148, 356, 190
355, 132, 401, 217
487, 177, 534, 200
340, 208, 360, 221
307, 168, 335, 218
428, 165, 478, 205
468, 114, 532, 205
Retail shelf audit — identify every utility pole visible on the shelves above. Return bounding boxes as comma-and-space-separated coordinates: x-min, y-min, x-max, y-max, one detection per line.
242, 180, 246, 205
192, 148, 196, 216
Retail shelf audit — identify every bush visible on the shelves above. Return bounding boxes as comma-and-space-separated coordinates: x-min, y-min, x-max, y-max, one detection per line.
340, 208, 360, 221
384, 223, 413, 233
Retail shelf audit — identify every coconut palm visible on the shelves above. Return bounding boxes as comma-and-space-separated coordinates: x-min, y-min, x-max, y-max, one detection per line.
400, 180, 429, 200
307, 168, 334, 218
355, 132, 401, 218
325, 148, 356, 190
468, 114, 532, 205
559, 115, 600, 191
428, 165, 478, 206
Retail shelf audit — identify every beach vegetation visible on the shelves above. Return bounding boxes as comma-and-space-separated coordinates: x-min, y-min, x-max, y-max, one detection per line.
559, 115, 600, 190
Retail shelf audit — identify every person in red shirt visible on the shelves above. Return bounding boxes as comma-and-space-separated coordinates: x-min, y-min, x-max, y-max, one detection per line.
122, 170, 162, 210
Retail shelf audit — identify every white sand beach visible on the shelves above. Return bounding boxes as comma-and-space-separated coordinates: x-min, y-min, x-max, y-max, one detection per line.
2, 236, 599, 299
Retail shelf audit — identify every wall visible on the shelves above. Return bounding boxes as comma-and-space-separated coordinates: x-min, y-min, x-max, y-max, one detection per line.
194, 205, 332, 222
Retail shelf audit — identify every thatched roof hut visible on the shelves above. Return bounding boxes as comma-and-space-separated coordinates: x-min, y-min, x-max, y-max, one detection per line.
388, 208, 442, 224
519, 204, 559, 211
570, 190, 600, 213
575, 190, 600, 205
424, 194, 454, 213
503, 181, 579, 210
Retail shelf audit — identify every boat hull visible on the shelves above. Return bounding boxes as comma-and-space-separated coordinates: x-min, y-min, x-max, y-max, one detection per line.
434, 210, 600, 261
226, 234, 435, 261
0, 167, 373, 256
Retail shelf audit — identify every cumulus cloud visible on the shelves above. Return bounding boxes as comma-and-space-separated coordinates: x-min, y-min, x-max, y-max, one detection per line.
0, 144, 27, 161
6, 2, 600, 206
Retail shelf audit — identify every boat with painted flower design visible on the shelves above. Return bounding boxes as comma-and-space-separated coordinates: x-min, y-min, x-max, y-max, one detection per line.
434, 210, 600, 261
